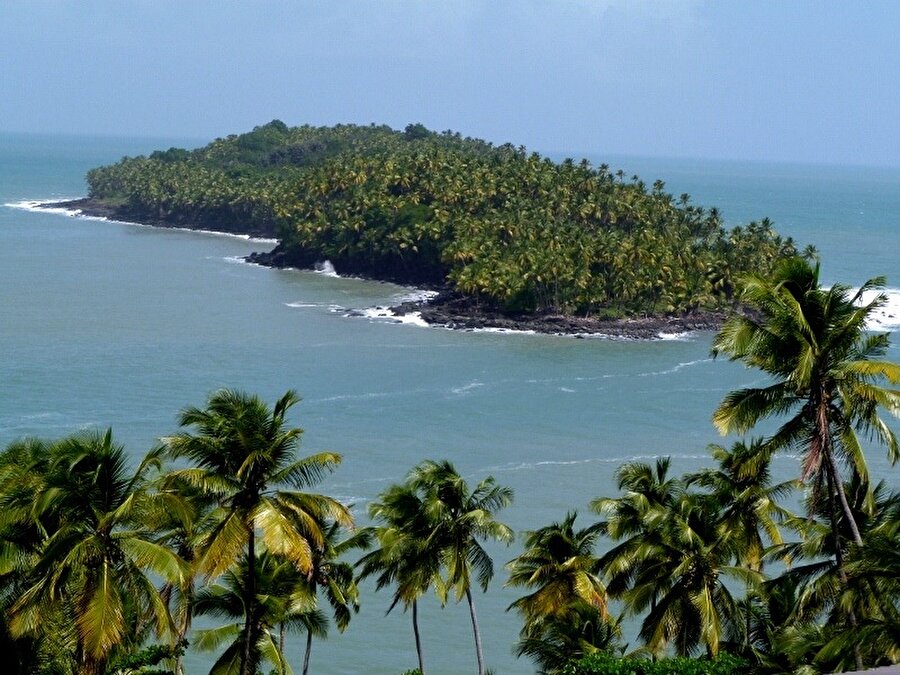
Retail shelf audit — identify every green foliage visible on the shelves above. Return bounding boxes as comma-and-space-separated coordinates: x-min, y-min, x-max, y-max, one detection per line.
561, 652, 750, 675
107, 640, 186, 674
84, 121, 800, 315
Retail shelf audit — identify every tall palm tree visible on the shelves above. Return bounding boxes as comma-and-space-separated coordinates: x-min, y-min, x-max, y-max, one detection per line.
770, 480, 900, 671
7, 431, 187, 675
356, 481, 444, 675
687, 440, 796, 657
593, 459, 753, 657
506, 512, 607, 629
0, 438, 78, 674
296, 520, 369, 675
591, 458, 682, 607
161, 389, 352, 675
711, 258, 900, 546
193, 550, 320, 675
505, 512, 615, 672
408, 460, 514, 675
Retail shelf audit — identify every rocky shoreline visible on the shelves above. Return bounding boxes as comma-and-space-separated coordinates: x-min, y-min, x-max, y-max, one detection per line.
37, 198, 727, 339
388, 291, 726, 338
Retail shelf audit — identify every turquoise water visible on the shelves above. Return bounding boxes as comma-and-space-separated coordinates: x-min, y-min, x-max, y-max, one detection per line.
1, 133, 898, 673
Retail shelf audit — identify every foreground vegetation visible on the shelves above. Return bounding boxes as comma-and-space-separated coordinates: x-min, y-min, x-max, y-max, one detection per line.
84, 120, 803, 316
1, 258, 898, 674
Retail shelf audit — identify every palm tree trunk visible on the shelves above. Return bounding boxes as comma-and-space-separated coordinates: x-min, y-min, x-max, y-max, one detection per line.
176, 578, 194, 675
241, 525, 257, 675
302, 627, 313, 675
826, 448, 864, 546
818, 394, 864, 546
412, 599, 425, 674
465, 587, 485, 675
826, 470, 864, 672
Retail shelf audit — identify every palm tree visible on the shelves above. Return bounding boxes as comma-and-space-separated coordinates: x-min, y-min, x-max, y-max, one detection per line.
408, 460, 514, 675
687, 440, 796, 657
193, 550, 319, 675
6, 431, 187, 675
712, 258, 900, 546
296, 520, 369, 675
144, 473, 214, 675
506, 512, 607, 628
688, 440, 794, 575
356, 481, 444, 675
0, 438, 78, 674
591, 458, 682, 608
770, 480, 900, 671
161, 389, 352, 675
633, 491, 753, 657
506, 512, 615, 671
513, 603, 621, 674
593, 459, 754, 657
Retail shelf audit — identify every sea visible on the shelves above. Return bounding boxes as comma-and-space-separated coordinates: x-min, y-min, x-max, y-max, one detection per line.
1, 132, 898, 674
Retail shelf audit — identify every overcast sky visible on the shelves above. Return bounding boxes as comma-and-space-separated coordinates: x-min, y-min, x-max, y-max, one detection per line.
2, 1, 898, 166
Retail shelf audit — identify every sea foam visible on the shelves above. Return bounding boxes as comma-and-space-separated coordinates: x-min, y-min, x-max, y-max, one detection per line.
854, 286, 900, 331
5, 198, 278, 243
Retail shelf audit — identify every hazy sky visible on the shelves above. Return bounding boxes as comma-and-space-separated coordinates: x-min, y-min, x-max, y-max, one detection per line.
2, 1, 898, 166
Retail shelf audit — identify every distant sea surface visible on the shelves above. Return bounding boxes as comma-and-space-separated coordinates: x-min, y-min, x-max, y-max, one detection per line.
2, 133, 898, 674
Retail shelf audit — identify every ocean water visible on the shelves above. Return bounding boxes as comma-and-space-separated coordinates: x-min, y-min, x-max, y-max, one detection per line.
1, 133, 898, 674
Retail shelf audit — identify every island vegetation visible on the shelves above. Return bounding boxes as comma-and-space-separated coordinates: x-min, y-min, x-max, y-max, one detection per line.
75, 120, 806, 329
1, 258, 898, 674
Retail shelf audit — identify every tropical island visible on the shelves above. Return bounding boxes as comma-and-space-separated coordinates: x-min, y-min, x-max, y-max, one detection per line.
55, 120, 807, 336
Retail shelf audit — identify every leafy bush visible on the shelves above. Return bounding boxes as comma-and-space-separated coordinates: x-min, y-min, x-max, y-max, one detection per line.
561, 652, 750, 675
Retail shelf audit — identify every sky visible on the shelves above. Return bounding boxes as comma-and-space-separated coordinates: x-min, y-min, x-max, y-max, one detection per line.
2, 1, 899, 166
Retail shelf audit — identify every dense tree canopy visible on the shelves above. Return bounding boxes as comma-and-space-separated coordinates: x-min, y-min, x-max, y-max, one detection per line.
86, 120, 801, 316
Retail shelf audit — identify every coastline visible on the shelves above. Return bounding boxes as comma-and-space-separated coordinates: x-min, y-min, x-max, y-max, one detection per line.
34, 197, 726, 339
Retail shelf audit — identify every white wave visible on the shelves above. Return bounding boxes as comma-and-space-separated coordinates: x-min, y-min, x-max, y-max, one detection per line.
657, 331, 693, 341
484, 453, 713, 474
490, 327, 539, 335
6, 198, 278, 243
314, 260, 339, 277
559, 387, 576, 393
5, 198, 83, 216
394, 288, 440, 304
285, 301, 324, 308
353, 306, 430, 328
316, 391, 393, 403
451, 380, 484, 395
853, 287, 900, 331
637, 358, 713, 377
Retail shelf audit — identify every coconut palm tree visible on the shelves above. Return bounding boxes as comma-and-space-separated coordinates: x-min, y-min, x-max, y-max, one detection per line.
0, 438, 78, 674
356, 481, 444, 675
407, 460, 514, 675
506, 512, 607, 629
161, 389, 352, 675
506, 512, 616, 672
593, 459, 755, 657
513, 603, 622, 675
769, 480, 900, 671
295, 520, 369, 675
712, 258, 900, 546
193, 550, 320, 675
591, 458, 682, 607
6, 431, 187, 675
630, 491, 754, 657
687, 440, 796, 657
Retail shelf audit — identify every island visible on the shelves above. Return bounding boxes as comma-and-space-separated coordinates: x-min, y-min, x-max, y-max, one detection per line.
58, 120, 805, 336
